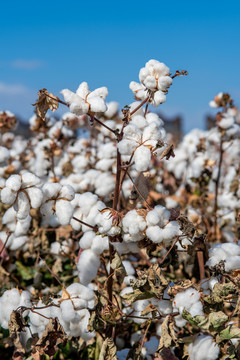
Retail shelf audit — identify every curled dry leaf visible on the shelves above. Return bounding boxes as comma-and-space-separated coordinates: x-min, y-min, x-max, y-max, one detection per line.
33, 88, 59, 120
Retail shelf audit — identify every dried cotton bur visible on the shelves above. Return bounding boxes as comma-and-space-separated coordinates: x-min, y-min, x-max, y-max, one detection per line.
0, 61, 240, 360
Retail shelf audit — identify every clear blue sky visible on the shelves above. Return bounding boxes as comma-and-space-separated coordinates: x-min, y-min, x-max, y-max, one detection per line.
0, 0, 240, 132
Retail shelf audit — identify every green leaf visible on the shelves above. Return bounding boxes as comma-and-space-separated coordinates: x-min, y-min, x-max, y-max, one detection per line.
16, 261, 35, 281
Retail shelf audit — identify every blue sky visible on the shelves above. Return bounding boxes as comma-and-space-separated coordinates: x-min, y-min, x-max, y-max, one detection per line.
0, 0, 240, 132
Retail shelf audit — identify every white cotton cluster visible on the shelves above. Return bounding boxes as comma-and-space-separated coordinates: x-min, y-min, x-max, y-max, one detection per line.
122, 209, 146, 242
40, 183, 75, 225
188, 335, 220, 360
206, 242, 240, 272
0, 172, 43, 220
50, 238, 76, 258
130, 59, 172, 106
209, 92, 224, 108
118, 112, 166, 172
61, 82, 108, 116
145, 206, 180, 245
0, 288, 32, 329
173, 287, 204, 327
0, 146, 10, 163
28, 283, 95, 339
71, 192, 105, 231
217, 110, 240, 139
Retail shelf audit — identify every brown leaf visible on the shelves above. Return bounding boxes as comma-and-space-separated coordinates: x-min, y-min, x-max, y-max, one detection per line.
33, 89, 59, 120
111, 251, 127, 283
160, 144, 175, 160
99, 338, 117, 360
34, 318, 67, 358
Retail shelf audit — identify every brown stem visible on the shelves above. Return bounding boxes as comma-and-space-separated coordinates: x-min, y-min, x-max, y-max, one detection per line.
72, 216, 98, 231
93, 116, 118, 136
214, 137, 224, 240
197, 251, 205, 280
137, 320, 151, 360
158, 237, 179, 265
130, 96, 149, 117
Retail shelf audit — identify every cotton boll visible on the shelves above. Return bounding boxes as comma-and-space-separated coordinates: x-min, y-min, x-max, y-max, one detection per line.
157, 76, 173, 91
188, 335, 220, 360
118, 138, 137, 156
56, 199, 74, 225
146, 209, 161, 226
152, 90, 166, 106
91, 235, 109, 255
77, 249, 100, 285
131, 115, 148, 129
66, 283, 94, 301
104, 101, 119, 118
122, 260, 135, 276
5, 174, 21, 191
88, 97, 107, 113
134, 146, 151, 172
89, 86, 108, 99
79, 231, 95, 249
146, 226, 162, 243
26, 187, 43, 208
218, 116, 234, 129
8, 235, 28, 251
78, 192, 98, 216
1, 187, 17, 204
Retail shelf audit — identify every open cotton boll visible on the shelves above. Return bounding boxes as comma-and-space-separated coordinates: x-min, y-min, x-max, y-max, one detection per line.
206, 243, 240, 271
104, 101, 118, 118
95, 172, 115, 197
55, 199, 74, 225
146, 209, 161, 226
8, 234, 28, 251
218, 116, 234, 129
77, 249, 100, 285
88, 97, 107, 113
129, 82, 147, 101
131, 115, 148, 129
134, 146, 151, 172
188, 335, 220, 360
0, 288, 32, 329
66, 283, 94, 302
152, 90, 166, 106
113, 241, 139, 254
173, 288, 203, 327
91, 235, 109, 255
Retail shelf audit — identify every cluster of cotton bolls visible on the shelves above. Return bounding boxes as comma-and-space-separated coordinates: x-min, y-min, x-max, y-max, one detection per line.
0, 284, 95, 341
188, 335, 220, 360
130, 59, 173, 106
118, 111, 167, 172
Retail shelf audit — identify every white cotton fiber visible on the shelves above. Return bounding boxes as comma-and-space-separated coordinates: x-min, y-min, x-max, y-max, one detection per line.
77, 249, 100, 285
91, 235, 109, 255
79, 231, 95, 249
134, 146, 151, 172
1, 187, 17, 204
5, 174, 21, 191
188, 335, 220, 360
26, 187, 43, 208
55, 199, 74, 225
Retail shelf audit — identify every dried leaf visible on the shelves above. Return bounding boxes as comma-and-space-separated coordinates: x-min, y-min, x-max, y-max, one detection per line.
130, 172, 150, 201
160, 144, 175, 160
99, 338, 117, 360
111, 251, 126, 283
33, 318, 66, 358
156, 315, 175, 352
33, 88, 59, 120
